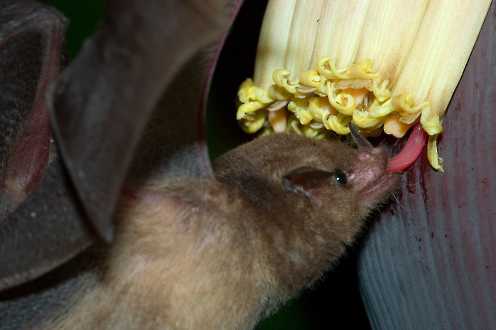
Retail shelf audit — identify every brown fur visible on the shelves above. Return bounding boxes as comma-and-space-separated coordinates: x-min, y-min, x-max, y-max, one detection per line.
43, 134, 398, 330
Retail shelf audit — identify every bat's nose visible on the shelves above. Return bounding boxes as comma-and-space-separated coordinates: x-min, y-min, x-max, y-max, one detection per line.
348, 146, 391, 192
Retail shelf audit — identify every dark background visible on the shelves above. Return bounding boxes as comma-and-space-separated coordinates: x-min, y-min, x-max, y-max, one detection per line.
45, 1, 372, 329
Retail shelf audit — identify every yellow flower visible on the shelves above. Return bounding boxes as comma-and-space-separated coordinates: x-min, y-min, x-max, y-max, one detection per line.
235, 0, 491, 171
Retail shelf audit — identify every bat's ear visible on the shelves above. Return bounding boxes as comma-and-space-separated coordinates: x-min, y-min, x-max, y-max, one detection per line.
0, 1, 95, 292
282, 167, 335, 198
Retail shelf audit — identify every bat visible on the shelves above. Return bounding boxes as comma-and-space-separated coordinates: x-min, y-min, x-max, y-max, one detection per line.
37, 132, 398, 330
0, 1, 398, 329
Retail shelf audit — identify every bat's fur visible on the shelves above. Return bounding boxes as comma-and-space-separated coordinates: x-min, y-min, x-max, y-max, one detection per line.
40, 134, 398, 330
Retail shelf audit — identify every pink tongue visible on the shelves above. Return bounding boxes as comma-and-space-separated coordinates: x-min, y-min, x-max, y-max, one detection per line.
386, 124, 427, 173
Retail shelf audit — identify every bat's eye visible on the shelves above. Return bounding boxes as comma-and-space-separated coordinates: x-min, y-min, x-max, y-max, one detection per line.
333, 169, 347, 185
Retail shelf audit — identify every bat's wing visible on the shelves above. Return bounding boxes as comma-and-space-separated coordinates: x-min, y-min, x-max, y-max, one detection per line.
359, 2, 496, 328
50, 0, 241, 242
0, 1, 94, 291
0, 0, 242, 291
0, 1, 63, 216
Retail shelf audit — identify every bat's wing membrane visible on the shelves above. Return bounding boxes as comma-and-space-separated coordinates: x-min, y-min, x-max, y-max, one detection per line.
49, 0, 239, 241
0, 0, 241, 291
0, 1, 94, 292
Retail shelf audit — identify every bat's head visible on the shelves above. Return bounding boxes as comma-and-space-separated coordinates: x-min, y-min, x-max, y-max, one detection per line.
214, 132, 399, 230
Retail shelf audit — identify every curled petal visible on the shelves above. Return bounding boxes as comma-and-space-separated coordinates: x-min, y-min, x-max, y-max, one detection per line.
273, 69, 299, 94
308, 97, 333, 121
300, 70, 323, 88
288, 100, 313, 125
238, 79, 254, 103
372, 79, 392, 103
323, 113, 351, 135
288, 117, 302, 135
327, 82, 355, 116
352, 109, 382, 129
238, 79, 273, 104
236, 101, 265, 120
302, 126, 321, 139
240, 111, 266, 134
369, 99, 394, 118
427, 134, 444, 171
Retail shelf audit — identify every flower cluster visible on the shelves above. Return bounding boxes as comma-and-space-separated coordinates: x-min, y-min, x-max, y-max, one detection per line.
237, 58, 443, 170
